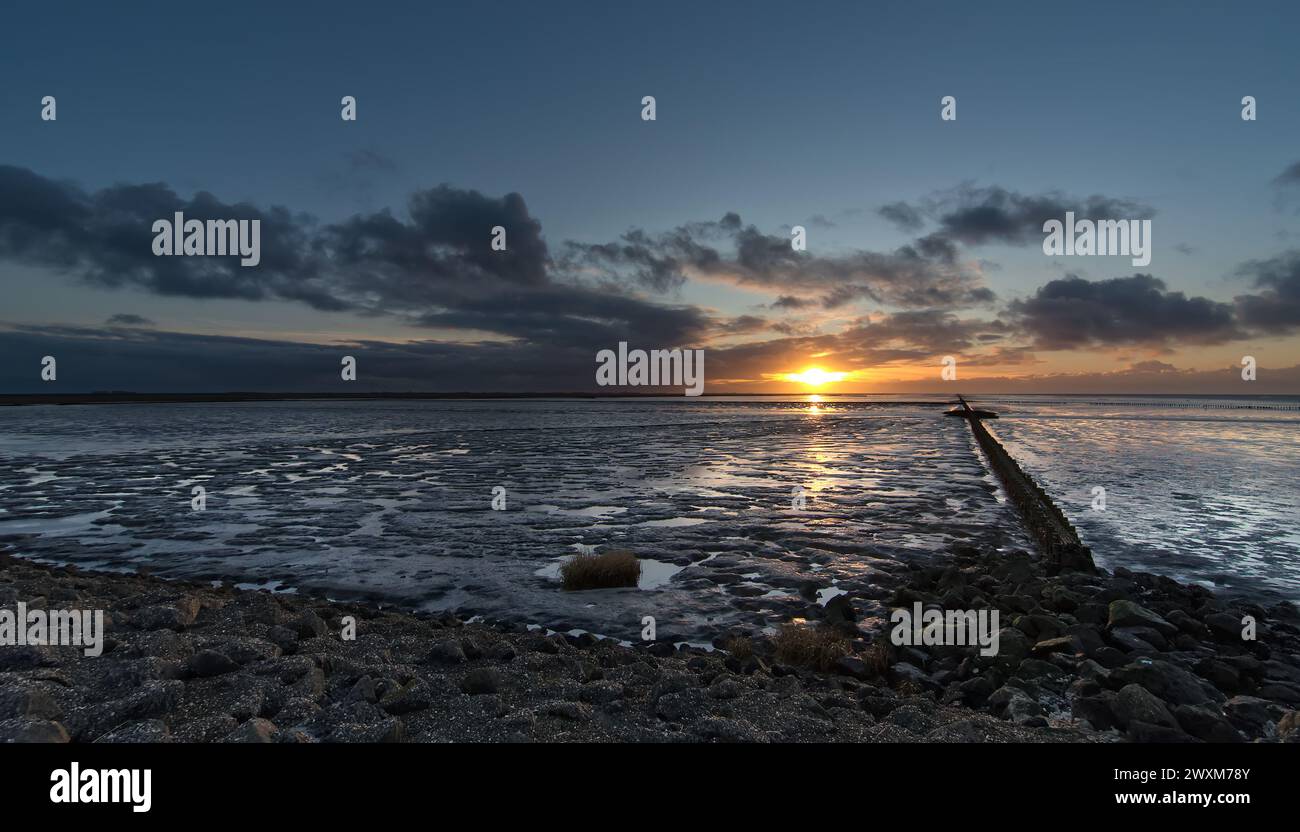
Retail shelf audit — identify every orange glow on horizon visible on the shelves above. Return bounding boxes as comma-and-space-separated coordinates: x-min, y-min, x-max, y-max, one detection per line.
782, 367, 848, 387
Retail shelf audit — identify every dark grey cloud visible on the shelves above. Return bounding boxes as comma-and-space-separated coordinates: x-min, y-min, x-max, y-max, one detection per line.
884, 184, 1154, 248
1233, 251, 1300, 334
0, 166, 707, 354
564, 213, 996, 310
1272, 162, 1300, 187
105, 313, 155, 327
1008, 274, 1242, 350
878, 201, 924, 232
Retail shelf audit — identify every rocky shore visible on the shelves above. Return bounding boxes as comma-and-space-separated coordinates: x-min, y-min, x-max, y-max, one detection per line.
1, 544, 1297, 743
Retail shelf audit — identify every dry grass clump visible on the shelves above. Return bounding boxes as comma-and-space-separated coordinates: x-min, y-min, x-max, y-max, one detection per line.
773, 622, 851, 671
560, 549, 641, 590
864, 638, 893, 676
724, 636, 754, 660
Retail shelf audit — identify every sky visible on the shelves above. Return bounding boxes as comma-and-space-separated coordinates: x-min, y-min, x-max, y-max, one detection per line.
1, 0, 1299, 394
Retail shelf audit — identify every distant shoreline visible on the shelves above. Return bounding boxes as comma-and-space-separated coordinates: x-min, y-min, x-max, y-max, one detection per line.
2, 391, 1298, 407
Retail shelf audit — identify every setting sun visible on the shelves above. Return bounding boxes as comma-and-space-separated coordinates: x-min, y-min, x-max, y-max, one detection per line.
783, 367, 847, 387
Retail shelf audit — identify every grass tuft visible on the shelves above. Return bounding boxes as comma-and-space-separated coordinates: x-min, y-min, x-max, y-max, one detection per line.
724, 636, 754, 660
560, 549, 641, 590
773, 622, 850, 671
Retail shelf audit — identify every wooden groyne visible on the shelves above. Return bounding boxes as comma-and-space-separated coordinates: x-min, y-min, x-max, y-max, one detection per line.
953, 397, 1096, 574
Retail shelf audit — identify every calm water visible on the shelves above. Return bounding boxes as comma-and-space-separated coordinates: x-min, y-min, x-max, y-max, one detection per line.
0, 395, 1295, 642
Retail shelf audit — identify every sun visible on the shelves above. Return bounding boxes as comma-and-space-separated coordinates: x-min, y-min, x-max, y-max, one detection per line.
783, 367, 847, 387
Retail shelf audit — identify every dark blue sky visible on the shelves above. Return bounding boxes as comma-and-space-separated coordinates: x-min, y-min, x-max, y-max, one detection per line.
2, 1, 1299, 392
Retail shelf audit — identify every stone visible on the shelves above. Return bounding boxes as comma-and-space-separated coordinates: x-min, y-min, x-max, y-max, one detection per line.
460, 668, 502, 695
0, 718, 69, 743
1172, 704, 1245, 743
1223, 696, 1287, 735
1112, 683, 1178, 730
428, 640, 466, 665
223, 718, 279, 743
1107, 600, 1177, 636
188, 649, 239, 678
1111, 659, 1225, 706
381, 681, 434, 714
291, 611, 328, 639
94, 719, 172, 743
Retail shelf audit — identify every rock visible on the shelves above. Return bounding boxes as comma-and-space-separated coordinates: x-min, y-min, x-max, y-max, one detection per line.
1165, 608, 1206, 636
487, 642, 517, 663
1091, 646, 1129, 668
1262, 660, 1300, 687
1127, 721, 1197, 743
1107, 628, 1159, 654
832, 655, 872, 680
992, 627, 1031, 666
273, 697, 322, 728
655, 692, 694, 721
708, 677, 743, 700
1223, 695, 1287, 735
1257, 683, 1300, 705
1108, 600, 1177, 636
954, 675, 995, 706
347, 676, 378, 704
1032, 636, 1079, 657
691, 716, 768, 743
823, 595, 857, 628
538, 701, 591, 722
888, 704, 938, 734
460, 668, 502, 695
427, 640, 466, 665
223, 718, 279, 743
381, 681, 434, 714
0, 645, 58, 670
1278, 710, 1300, 743
266, 625, 298, 652
1072, 693, 1117, 730
1112, 659, 1225, 706
579, 681, 625, 705
1172, 704, 1245, 743
135, 598, 201, 630
1194, 658, 1241, 693
1042, 585, 1082, 613
188, 649, 239, 678
988, 685, 1042, 724
889, 662, 940, 692
291, 611, 328, 639
1112, 626, 1169, 651
1112, 684, 1178, 730
94, 719, 172, 743
0, 685, 60, 720
0, 718, 69, 743
1014, 614, 1065, 641
1203, 612, 1246, 642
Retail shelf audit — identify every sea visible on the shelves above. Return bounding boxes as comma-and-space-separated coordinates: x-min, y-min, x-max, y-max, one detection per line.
0, 395, 1295, 644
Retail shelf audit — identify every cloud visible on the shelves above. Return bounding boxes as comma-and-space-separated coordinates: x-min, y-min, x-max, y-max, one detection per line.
885, 184, 1154, 248
564, 213, 996, 310
0, 166, 708, 354
1272, 161, 1300, 187
1007, 274, 1242, 349
877, 201, 924, 232
105, 313, 155, 327
1233, 250, 1300, 334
